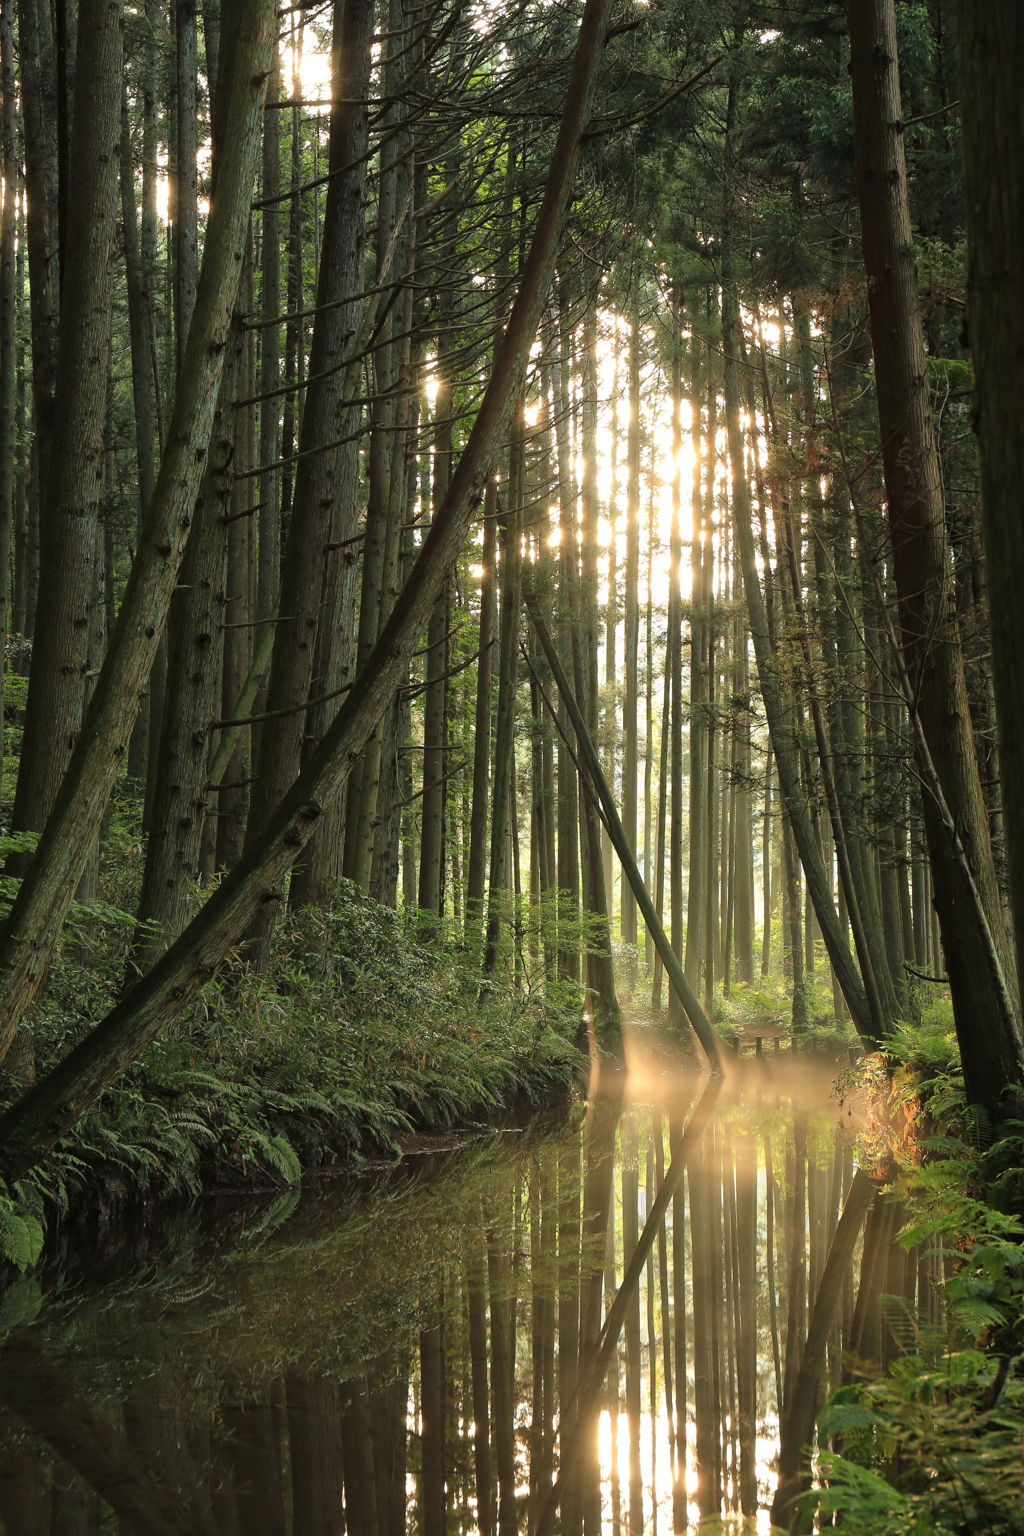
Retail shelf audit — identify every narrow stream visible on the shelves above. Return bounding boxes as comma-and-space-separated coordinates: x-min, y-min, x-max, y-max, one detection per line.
0, 1039, 914, 1534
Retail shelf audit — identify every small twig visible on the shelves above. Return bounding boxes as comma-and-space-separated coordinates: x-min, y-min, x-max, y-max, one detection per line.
900, 99, 959, 130
209, 678, 353, 732
904, 962, 949, 985
403, 642, 489, 699
221, 501, 264, 526
398, 757, 468, 806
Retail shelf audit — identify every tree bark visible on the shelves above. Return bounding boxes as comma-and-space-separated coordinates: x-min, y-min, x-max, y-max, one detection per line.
956, 0, 1024, 1019
17, 0, 60, 560
0, 0, 276, 1058
175, 0, 199, 370
244, 0, 374, 959
132, 323, 243, 968
621, 314, 640, 957
0, 0, 618, 1166
848, 0, 1022, 1113
8, 0, 122, 860
0, 0, 16, 788
465, 489, 497, 937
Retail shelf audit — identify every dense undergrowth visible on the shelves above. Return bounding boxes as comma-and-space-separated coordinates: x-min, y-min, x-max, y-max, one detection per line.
0, 873, 586, 1271
798, 1012, 1024, 1536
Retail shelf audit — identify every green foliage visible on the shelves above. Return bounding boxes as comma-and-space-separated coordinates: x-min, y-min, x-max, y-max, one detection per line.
0, 830, 137, 943
802, 1148, 1024, 1535
0, 1183, 45, 1273
0, 882, 584, 1260
807, 1348, 1024, 1536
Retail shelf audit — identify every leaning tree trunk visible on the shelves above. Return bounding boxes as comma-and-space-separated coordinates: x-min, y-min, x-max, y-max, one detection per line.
956, 0, 1024, 1017
0, 0, 276, 1061
848, 0, 1023, 1114
8, 0, 123, 863
0, 0, 621, 1174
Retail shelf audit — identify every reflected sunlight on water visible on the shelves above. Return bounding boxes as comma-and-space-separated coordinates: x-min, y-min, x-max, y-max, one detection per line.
0, 1039, 902, 1535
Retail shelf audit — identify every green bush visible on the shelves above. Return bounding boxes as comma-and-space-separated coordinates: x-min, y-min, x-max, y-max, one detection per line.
801, 1151, 1024, 1535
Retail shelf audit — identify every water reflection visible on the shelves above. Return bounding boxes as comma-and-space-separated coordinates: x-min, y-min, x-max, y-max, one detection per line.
0, 1044, 921, 1535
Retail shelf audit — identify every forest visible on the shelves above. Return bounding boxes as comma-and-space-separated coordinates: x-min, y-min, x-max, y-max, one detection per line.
0, 0, 1023, 1529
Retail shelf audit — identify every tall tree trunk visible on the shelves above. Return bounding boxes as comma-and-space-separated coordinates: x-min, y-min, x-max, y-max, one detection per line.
684, 323, 704, 992
132, 319, 241, 968
0, 0, 620, 1150
243, 0, 374, 960
667, 287, 684, 1024
0, 0, 16, 788
956, 0, 1024, 1020
253, 49, 281, 764
0, 0, 276, 1056
9, 0, 122, 859
17, 0, 60, 568
848, 0, 1023, 1111
343, 0, 408, 891
131, 0, 165, 787
723, 273, 877, 1037
482, 496, 522, 975
465, 489, 497, 937
175, 0, 199, 368
621, 312, 640, 962
215, 252, 254, 875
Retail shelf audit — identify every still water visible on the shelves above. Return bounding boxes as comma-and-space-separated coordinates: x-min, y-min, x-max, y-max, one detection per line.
0, 1038, 919, 1535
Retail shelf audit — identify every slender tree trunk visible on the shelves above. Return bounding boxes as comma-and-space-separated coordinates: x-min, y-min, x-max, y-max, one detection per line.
482, 493, 522, 975
175, 0, 199, 369
0, 0, 16, 787
243, 0, 374, 963
0, 0, 618, 1147
667, 288, 684, 1025
418, 580, 449, 918
0, 0, 276, 1058
956, 0, 1024, 1021
9, 0, 122, 861
344, 0, 408, 890
465, 489, 497, 937
685, 324, 704, 992
254, 50, 282, 762
621, 313, 640, 961
17, 0, 60, 562
132, 321, 242, 968
133, 0, 165, 788
215, 241, 254, 873
848, 0, 1022, 1113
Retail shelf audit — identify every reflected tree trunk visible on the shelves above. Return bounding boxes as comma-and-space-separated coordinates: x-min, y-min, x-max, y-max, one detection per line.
286, 1373, 344, 1536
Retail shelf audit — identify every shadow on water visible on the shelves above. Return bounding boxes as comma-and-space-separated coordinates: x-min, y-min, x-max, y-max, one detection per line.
0, 1034, 918, 1535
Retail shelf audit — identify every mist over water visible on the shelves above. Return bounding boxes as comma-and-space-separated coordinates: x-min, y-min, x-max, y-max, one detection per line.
0, 1036, 912, 1534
